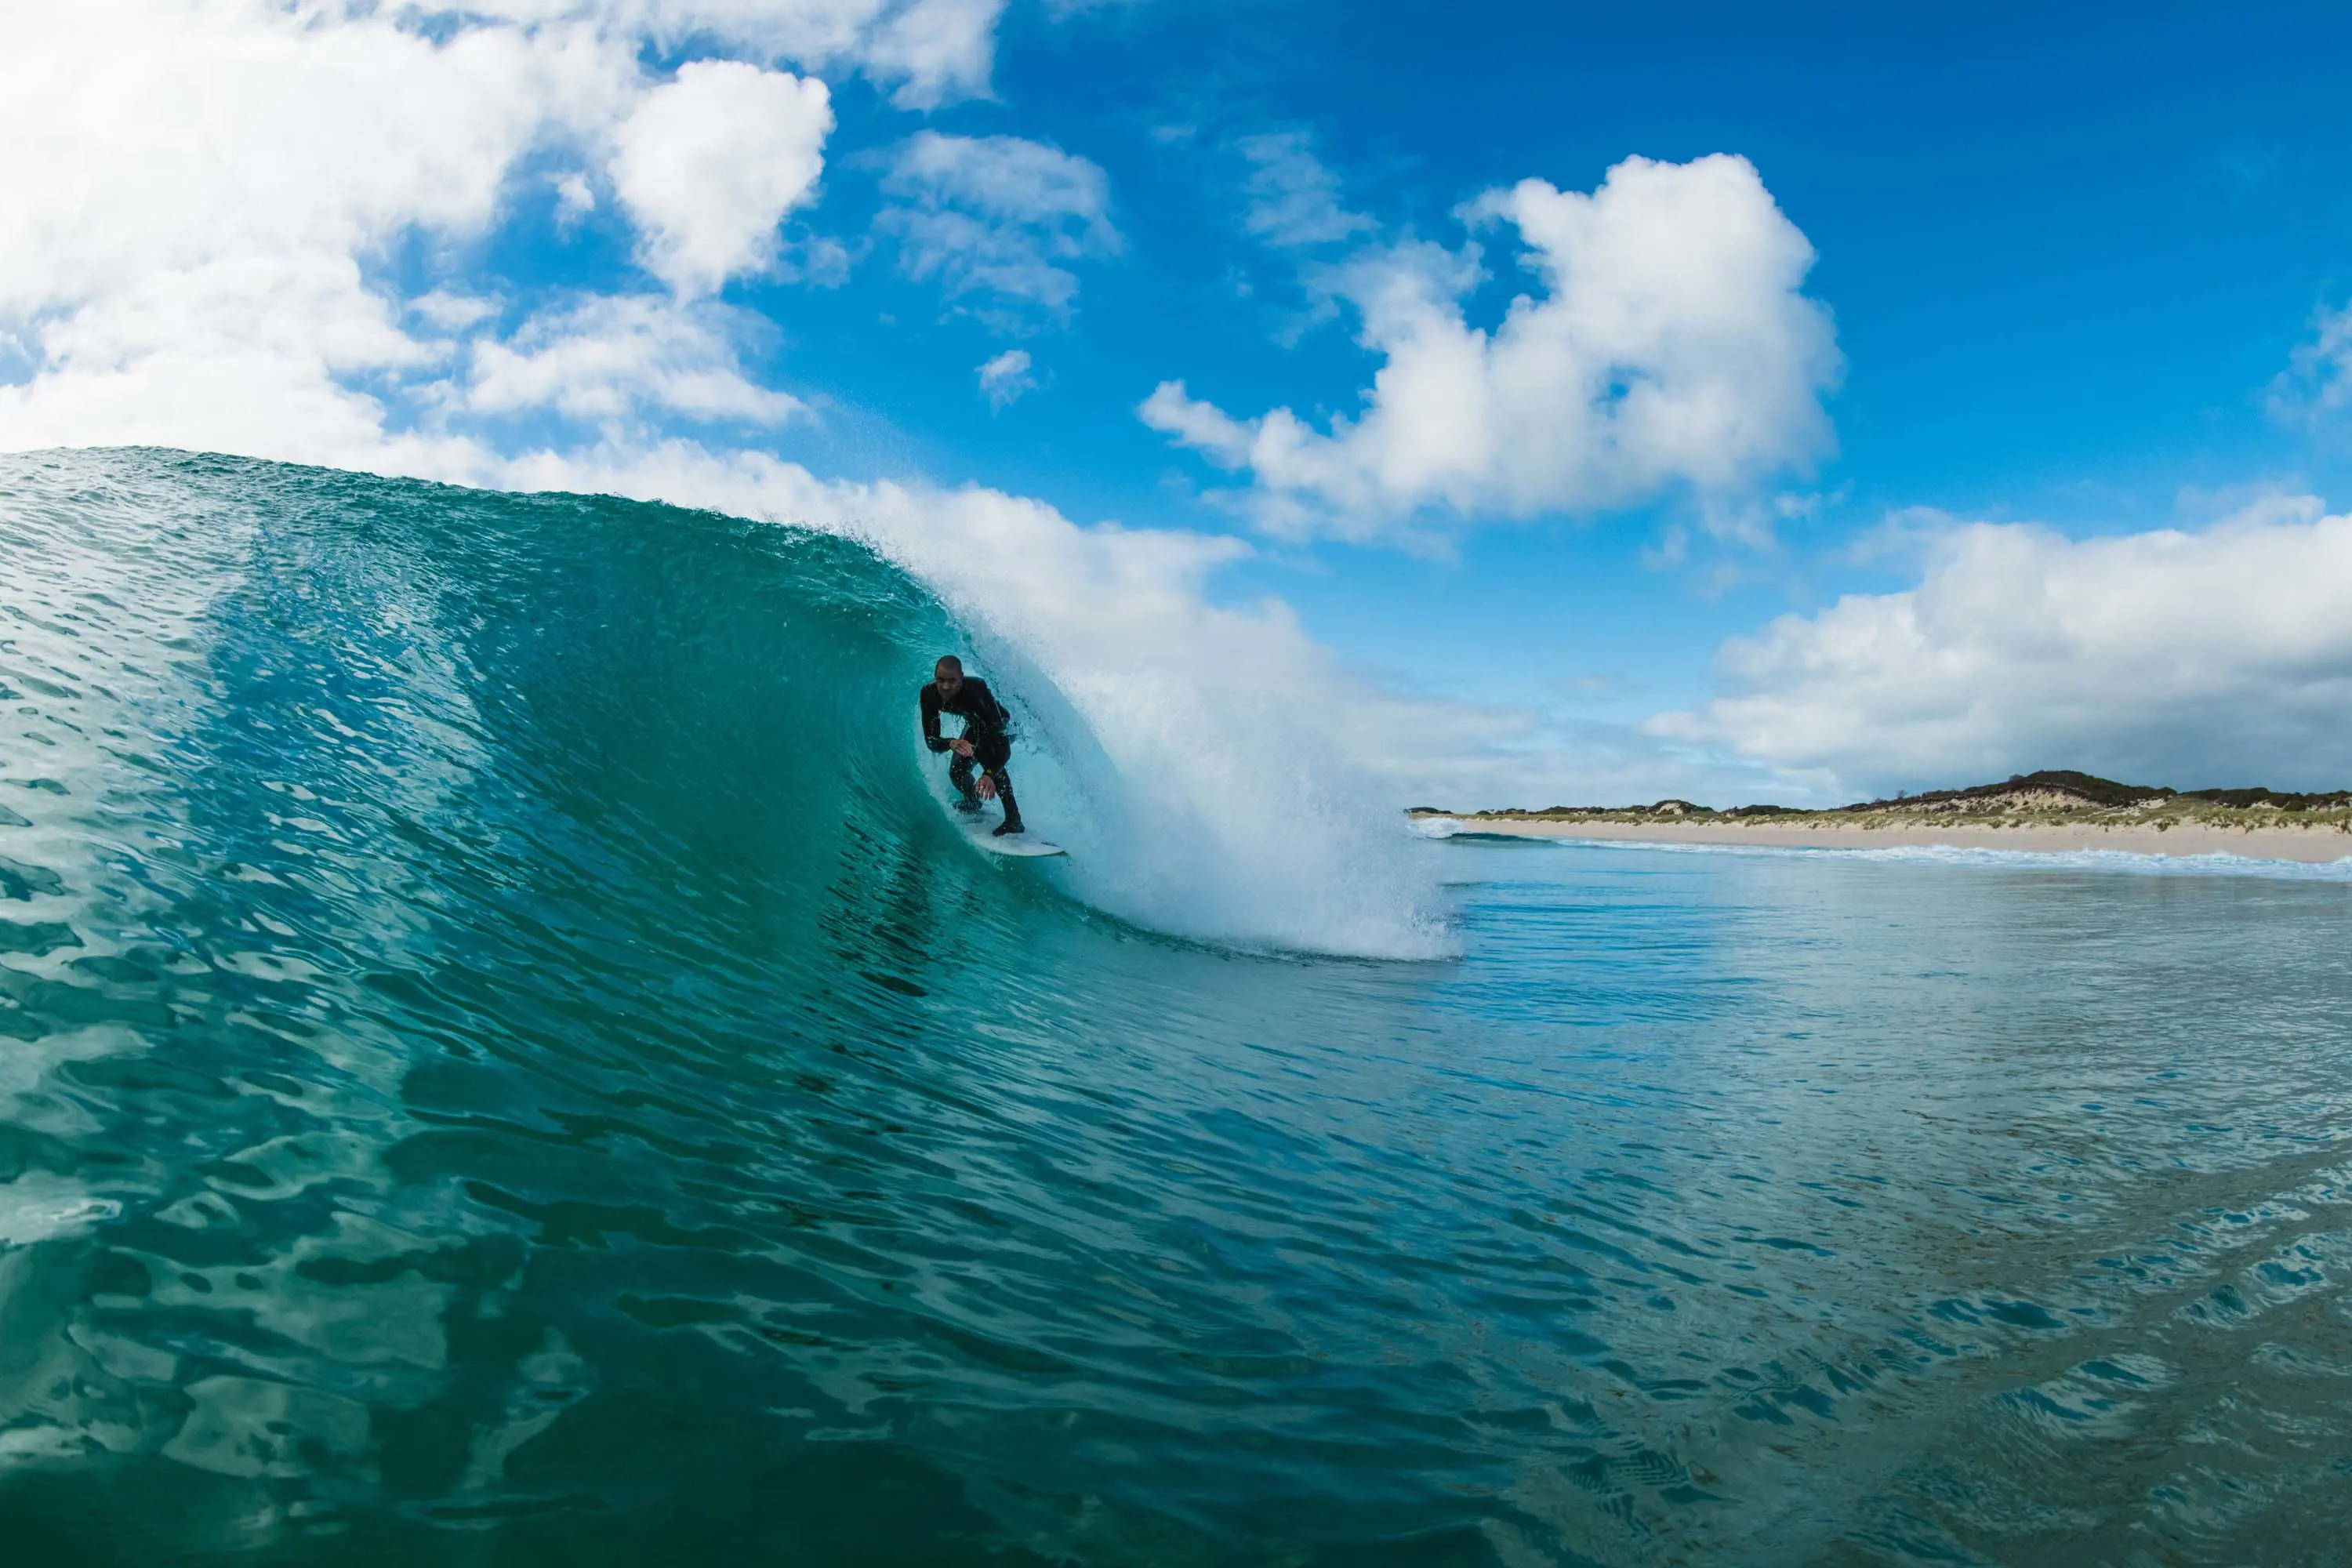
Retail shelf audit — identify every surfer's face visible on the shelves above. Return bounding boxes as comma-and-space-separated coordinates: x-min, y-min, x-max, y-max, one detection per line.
934, 666, 962, 696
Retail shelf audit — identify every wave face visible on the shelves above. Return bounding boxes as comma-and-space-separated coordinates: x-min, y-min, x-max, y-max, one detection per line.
0, 460, 1270, 1552
16, 452, 2352, 1566
3, 450, 1473, 1556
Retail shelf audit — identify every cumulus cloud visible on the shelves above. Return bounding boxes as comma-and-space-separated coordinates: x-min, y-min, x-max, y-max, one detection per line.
976, 347, 1036, 409
1653, 499, 2352, 793
0, 2, 615, 456
0, 2, 870, 463
468, 296, 802, 425
0, 0, 1008, 471
877, 132, 1120, 322
611, 60, 833, 296
1143, 153, 1842, 541
0, 4, 614, 310
0, 3, 576, 462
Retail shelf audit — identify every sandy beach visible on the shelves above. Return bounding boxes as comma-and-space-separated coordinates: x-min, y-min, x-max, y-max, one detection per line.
1425, 816, 2352, 864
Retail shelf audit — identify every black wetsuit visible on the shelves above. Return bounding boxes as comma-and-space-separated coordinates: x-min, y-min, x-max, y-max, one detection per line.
920, 676, 1021, 826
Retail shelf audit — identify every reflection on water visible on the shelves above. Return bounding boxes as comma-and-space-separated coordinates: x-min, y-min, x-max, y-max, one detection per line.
3, 453, 2350, 1565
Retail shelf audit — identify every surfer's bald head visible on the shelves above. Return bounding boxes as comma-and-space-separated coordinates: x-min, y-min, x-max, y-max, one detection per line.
934, 655, 963, 692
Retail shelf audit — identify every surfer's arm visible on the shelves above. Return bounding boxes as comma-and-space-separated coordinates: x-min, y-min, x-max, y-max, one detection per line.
920, 687, 952, 752
975, 679, 1011, 736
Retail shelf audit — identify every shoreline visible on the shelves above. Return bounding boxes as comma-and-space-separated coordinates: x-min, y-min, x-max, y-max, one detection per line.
1421, 817, 2352, 865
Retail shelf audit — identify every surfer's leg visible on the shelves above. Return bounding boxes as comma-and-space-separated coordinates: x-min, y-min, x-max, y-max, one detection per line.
986, 768, 1022, 834
977, 738, 1022, 834
946, 753, 982, 811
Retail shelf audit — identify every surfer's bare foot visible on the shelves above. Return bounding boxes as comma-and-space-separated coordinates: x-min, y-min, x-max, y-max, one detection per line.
993, 818, 1025, 837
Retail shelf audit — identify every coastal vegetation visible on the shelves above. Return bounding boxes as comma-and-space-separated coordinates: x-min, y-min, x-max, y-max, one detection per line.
1413, 770, 2352, 833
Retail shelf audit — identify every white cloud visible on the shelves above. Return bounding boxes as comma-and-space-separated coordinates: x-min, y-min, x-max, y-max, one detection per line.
413, 291, 503, 334
1237, 130, 1370, 249
885, 132, 1115, 228
0, 1, 939, 466
1653, 499, 2352, 793
611, 60, 833, 297
0, 5, 620, 309
397, 0, 1002, 107
2270, 300, 2352, 430
976, 347, 1036, 409
878, 132, 1120, 322
0, 252, 448, 466
0, 5, 694, 461
1143, 154, 1842, 542
554, 171, 598, 227
469, 296, 802, 425
855, 0, 1007, 109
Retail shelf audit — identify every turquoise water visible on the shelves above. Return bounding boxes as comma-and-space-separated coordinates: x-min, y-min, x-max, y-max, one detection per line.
3, 452, 2350, 1564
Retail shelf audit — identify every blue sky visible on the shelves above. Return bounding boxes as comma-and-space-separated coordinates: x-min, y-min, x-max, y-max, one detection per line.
793, 1, 2352, 783
9, 0, 2352, 804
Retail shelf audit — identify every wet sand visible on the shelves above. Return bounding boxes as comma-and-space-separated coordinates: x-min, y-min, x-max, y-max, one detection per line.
1427, 817, 2352, 864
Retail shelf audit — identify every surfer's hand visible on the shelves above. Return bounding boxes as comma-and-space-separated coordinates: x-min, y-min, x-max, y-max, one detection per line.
951, 738, 975, 758
975, 775, 997, 801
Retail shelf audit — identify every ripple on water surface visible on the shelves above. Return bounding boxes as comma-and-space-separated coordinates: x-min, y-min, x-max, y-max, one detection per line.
3, 452, 2352, 1566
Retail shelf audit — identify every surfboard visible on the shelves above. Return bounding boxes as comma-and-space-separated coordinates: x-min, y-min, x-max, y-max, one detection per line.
961, 819, 1067, 858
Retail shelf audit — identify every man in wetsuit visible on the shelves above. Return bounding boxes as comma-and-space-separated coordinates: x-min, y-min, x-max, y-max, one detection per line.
920, 655, 1024, 836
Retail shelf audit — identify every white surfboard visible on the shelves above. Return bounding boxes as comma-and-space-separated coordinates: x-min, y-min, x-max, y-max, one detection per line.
960, 818, 1067, 858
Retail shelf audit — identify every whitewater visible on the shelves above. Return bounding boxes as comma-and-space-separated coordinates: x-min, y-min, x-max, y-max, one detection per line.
4, 450, 2351, 1564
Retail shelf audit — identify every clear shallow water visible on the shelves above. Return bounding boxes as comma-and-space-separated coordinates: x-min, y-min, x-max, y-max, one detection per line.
4, 452, 2351, 1565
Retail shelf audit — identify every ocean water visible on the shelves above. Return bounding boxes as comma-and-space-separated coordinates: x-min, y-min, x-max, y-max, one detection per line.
3, 451, 2350, 1565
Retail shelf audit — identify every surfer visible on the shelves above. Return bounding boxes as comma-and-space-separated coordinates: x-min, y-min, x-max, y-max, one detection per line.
920, 655, 1024, 837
